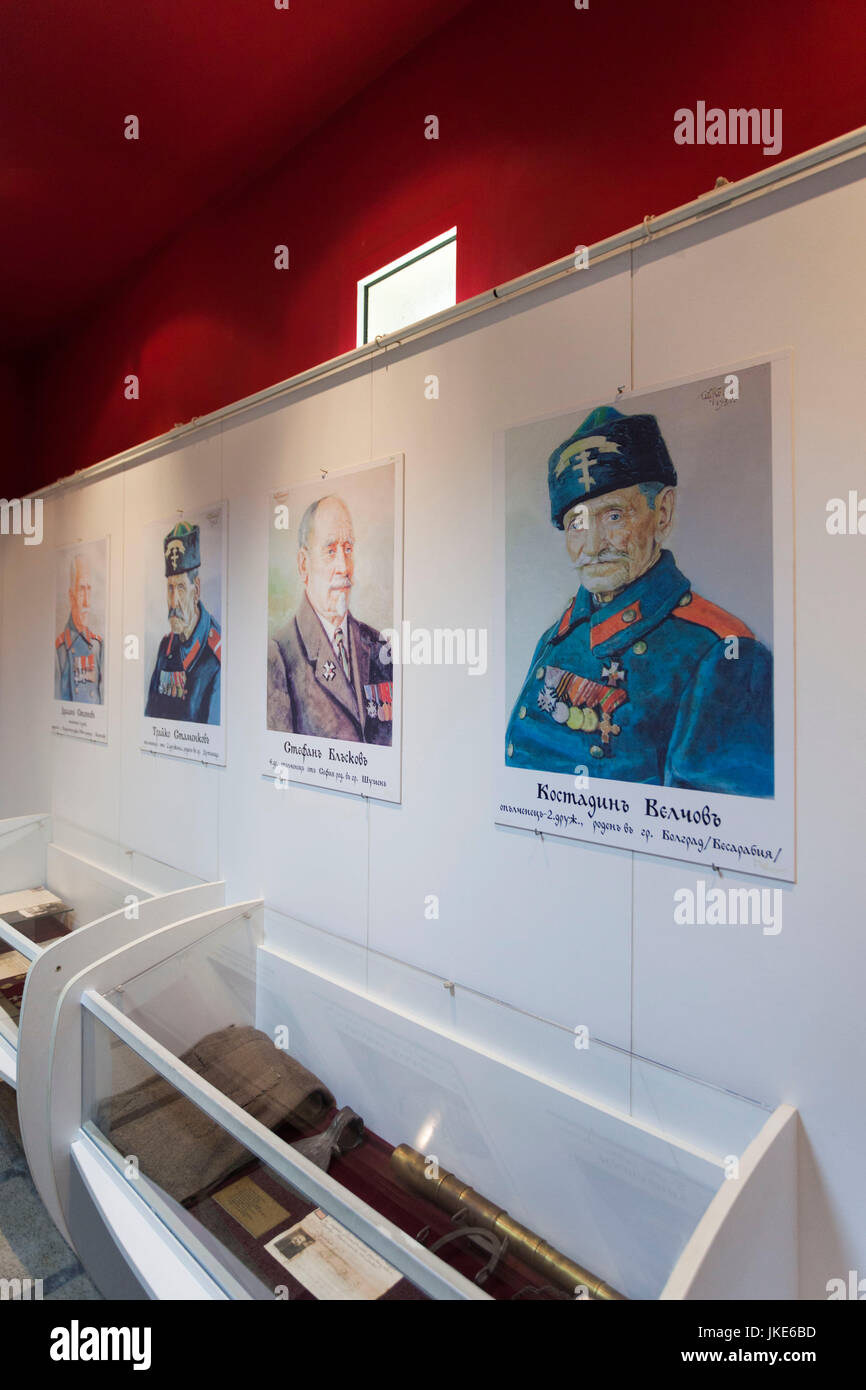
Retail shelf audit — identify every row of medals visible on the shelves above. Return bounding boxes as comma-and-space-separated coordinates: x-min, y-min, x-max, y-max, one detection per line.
553, 701, 600, 732
537, 665, 619, 734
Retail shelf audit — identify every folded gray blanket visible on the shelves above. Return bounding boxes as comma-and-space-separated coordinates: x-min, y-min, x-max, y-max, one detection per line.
97, 1024, 335, 1203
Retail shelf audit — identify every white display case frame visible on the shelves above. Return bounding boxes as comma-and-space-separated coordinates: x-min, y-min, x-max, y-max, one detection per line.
0, 811, 205, 1088
18, 894, 798, 1301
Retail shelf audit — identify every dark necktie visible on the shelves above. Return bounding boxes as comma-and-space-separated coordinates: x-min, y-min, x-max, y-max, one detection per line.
334, 626, 350, 681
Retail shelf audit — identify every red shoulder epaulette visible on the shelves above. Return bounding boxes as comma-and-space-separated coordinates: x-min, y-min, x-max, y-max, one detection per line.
673, 593, 753, 640
556, 597, 576, 638
207, 626, 222, 662
182, 639, 200, 670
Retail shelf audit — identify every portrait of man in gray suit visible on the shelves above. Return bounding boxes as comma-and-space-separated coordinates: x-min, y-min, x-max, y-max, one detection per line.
267, 495, 394, 745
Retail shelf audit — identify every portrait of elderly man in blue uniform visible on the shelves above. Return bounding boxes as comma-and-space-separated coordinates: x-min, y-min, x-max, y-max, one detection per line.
145, 520, 221, 725
55, 552, 104, 704
505, 406, 773, 797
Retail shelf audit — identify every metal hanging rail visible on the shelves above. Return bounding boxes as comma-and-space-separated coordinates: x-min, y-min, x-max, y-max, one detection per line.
32, 123, 866, 500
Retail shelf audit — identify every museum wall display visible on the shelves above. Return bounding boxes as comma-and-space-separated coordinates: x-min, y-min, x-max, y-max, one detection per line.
52, 537, 109, 743
2, 147, 866, 1299
497, 358, 794, 876
265, 456, 403, 802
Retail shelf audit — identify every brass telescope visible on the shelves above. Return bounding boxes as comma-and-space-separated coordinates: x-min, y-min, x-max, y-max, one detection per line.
390, 1144, 626, 1301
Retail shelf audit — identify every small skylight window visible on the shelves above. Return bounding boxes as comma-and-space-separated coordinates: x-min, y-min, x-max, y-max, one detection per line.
357, 228, 456, 346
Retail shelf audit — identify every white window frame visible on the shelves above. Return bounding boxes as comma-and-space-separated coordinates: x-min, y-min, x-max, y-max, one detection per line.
356, 227, 457, 347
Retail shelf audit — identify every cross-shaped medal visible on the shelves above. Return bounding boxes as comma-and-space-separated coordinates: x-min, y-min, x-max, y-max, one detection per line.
599, 710, 621, 746
602, 660, 625, 686
575, 456, 593, 493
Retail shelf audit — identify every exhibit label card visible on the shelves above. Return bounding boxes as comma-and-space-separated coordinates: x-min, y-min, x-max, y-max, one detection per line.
212, 1176, 291, 1239
51, 536, 109, 744
140, 500, 227, 765
265, 1210, 401, 1300
495, 357, 795, 880
262, 455, 403, 803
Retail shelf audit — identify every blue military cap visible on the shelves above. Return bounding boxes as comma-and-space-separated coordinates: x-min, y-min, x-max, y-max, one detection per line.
163, 520, 201, 576
548, 405, 677, 528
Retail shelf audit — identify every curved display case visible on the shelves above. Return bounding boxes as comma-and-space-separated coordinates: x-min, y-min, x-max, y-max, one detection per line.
17, 895, 797, 1300
0, 813, 177, 1088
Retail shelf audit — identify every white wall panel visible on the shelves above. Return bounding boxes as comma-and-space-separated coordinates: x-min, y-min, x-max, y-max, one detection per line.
629, 154, 866, 1298
49, 475, 123, 840
217, 371, 374, 941
366, 263, 635, 1045
0, 490, 56, 817
118, 430, 223, 880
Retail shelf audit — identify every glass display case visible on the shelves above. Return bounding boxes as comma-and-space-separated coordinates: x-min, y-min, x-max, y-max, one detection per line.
0, 887, 74, 1029
0, 813, 150, 1085
0, 813, 215, 1092
29, 896, 797, 1301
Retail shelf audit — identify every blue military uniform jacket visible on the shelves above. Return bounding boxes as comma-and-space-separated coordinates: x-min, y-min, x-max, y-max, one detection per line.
145, 602, 221, 725
55, 617, 104, 704
506, 550, 773, 797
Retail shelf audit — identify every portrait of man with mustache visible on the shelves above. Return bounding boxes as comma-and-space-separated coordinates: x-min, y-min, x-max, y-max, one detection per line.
55, 552, 104, 705
145, 520, 221, 725
505, 406, 773, 797
267, 494, 393, 745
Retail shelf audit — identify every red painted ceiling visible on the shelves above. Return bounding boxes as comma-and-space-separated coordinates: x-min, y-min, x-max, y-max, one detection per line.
0, 0, 473, 350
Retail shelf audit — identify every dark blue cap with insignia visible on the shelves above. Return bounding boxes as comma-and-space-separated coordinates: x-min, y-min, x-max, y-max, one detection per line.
163, 520, 201, 576
548, 405, 677, 528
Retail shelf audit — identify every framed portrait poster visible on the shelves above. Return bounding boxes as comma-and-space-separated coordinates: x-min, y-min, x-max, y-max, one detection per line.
140, 501, 227, 765
51, 536, 109, 743
263, 454, 403, 803
495, 357, 795, 880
